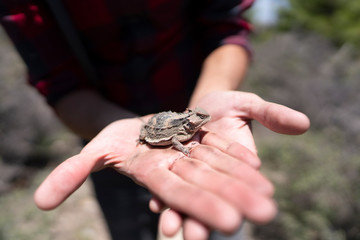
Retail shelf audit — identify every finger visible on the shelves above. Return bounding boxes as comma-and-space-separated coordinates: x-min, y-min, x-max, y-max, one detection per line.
149, 197, 166, 213
199, 131, 261, 169
246, 97, 310, 135
145, 166, 242, 233
34, 153, 96, 210
183, 218, 209, 240
190, 145, 274, 196
159, 209, 183, 237
171, 157, 277, 224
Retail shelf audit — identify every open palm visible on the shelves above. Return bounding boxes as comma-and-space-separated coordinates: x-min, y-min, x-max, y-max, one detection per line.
34, 112, 276, 235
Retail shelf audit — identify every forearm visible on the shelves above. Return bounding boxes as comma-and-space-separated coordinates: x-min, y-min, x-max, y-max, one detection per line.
54, 89, 137, 140
189, 44, 249, 107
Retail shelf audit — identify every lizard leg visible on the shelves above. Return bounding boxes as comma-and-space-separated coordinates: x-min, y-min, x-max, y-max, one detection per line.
171, 137, 190, 156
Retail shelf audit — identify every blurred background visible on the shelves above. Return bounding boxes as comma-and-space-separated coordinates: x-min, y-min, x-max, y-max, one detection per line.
0, 0, 359, 239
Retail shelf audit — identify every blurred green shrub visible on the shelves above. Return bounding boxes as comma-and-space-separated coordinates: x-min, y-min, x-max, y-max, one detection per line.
278, 0, 360, 49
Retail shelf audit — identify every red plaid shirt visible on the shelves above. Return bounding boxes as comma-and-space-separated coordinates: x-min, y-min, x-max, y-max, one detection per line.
0, 0, 253, 114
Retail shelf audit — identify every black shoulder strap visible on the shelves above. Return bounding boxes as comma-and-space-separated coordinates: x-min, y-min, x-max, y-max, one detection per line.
45, 0, 99, 87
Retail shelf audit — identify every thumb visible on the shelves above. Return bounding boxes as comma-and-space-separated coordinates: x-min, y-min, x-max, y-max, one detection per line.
34, 153, 98, 210
249, 100, 310, 135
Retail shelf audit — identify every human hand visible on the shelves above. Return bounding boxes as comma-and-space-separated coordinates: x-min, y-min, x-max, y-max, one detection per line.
195, 91, 310, 154
34, 115, 276, 237
157, 91, 310, 239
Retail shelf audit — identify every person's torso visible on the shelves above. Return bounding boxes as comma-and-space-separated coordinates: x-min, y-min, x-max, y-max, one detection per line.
63, 0, 204, 114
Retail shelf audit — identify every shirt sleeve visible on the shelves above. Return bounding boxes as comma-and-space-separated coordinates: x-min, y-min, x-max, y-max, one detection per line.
0, 1, 92, 106
193, 0, 254, 56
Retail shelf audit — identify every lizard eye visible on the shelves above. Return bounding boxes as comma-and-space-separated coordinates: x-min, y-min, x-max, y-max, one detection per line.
194, 107, 209, 118
198, 114, 207, 119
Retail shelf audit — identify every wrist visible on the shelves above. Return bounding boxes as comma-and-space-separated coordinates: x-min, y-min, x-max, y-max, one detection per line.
189, 45, 249, 108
